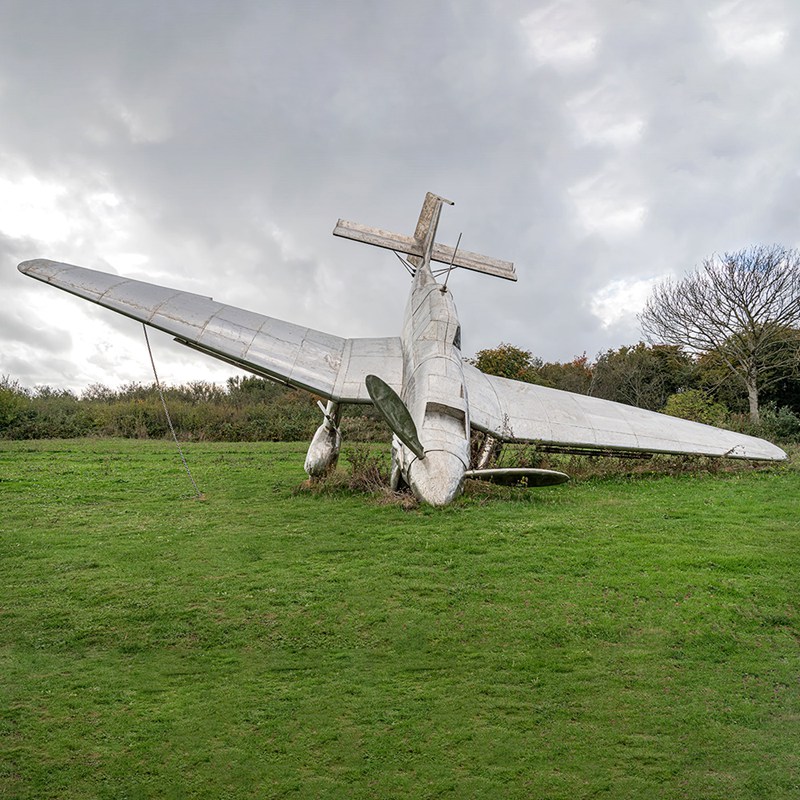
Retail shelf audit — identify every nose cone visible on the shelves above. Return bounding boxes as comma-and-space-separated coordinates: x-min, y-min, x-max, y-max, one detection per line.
408, 450, 466, 507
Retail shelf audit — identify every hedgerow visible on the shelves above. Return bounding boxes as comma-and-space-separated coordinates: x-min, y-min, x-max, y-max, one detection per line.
0, 375, 387, 442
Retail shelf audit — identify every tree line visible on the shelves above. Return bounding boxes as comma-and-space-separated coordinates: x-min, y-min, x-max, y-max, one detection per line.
470, 340, 800, 443
2, 337, 798, 444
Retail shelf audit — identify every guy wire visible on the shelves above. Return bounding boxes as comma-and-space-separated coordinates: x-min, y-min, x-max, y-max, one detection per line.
143, 324, 203, 499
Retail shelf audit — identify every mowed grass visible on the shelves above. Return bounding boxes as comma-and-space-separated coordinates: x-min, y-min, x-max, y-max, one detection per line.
0, 439, 798, 799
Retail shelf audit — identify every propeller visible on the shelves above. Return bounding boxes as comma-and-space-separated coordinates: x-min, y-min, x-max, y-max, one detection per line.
464, 467, 570, 487
365, 374, 425, 459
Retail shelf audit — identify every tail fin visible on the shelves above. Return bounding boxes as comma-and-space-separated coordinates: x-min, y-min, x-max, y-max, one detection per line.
407, 191, 453, 270
332, 192, 517, 281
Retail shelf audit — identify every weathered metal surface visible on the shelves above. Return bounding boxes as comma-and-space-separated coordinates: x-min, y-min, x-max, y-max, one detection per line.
333, 217, 517, 281
474, 433, 499, 469
365, 374, 424, 459
304, 400, 342, 477
410, 192, 452, 268
390, 202, 473, 505
332, 337, 403, 402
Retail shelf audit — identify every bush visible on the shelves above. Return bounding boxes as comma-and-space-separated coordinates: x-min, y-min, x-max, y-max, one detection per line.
343, 444, 390, 492
726, 404, 800, 444
662, 389, 729, 426
761, 405, 800, 441
0, 377, 30, 432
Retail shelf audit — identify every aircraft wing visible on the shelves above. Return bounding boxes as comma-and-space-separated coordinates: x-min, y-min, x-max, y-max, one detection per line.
463, 363, 786, 461
18, 259, 402, 403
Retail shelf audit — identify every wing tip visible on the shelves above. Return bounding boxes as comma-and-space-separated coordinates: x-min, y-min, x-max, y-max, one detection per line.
727, 436, 787, 461
18, 258, 58, 277
755, 443, 788, 461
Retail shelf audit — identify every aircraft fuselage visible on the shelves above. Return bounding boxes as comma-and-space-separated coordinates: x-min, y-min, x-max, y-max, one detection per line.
394, 262, 470, 505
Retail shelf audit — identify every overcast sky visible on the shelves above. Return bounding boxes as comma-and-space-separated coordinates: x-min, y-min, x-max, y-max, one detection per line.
2, 0, 799, 392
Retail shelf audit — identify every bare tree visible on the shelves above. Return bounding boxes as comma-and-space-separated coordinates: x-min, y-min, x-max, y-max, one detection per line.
589, 343, 694, 411
640, 245, 800, 424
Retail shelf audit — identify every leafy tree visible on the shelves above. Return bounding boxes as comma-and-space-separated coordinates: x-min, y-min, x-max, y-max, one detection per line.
695, 332, 800, 419
470, 343, 543, 383
538, 353, 593, 395
641, 245, 800, 423
757, 404, 800, 442
764, 371, 800, 415
693, 348, 747, 414
590, 343, 695, 411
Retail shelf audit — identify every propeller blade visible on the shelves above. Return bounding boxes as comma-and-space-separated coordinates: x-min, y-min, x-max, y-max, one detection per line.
465, 467, 570, 487
365, 374, 425, 459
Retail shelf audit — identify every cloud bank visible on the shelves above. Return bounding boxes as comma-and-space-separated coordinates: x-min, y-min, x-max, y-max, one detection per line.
2, 0, 799, 390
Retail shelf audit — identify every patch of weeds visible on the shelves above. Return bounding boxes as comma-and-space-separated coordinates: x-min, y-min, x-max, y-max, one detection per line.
343, 444, 390, 492
297, 444, 416, 506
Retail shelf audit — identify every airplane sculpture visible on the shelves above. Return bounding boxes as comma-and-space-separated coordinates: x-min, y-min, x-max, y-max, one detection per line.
19, 192, 786, 505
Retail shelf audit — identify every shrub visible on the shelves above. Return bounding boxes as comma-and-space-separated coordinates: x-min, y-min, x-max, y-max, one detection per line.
662, 389, 729, 426
760, 405, 800, 442
0, 376, 30, 433
343, 444, 390, 492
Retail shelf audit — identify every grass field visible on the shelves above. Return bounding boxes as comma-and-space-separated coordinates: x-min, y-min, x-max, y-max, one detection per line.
1, 439, 798, 799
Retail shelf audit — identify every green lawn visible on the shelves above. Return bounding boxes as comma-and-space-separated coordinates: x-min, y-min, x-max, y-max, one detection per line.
1, 440, 798, 799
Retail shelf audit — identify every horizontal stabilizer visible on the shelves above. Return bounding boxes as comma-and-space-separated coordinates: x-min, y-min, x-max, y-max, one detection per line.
465, 467, 570, 487
333, 219, 517, 281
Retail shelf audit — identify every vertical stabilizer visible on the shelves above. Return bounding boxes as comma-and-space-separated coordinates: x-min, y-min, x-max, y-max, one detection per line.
407, 192, 454, 270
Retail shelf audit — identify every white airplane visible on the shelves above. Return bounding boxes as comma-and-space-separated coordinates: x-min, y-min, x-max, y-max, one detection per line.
19, 192, 786, 505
